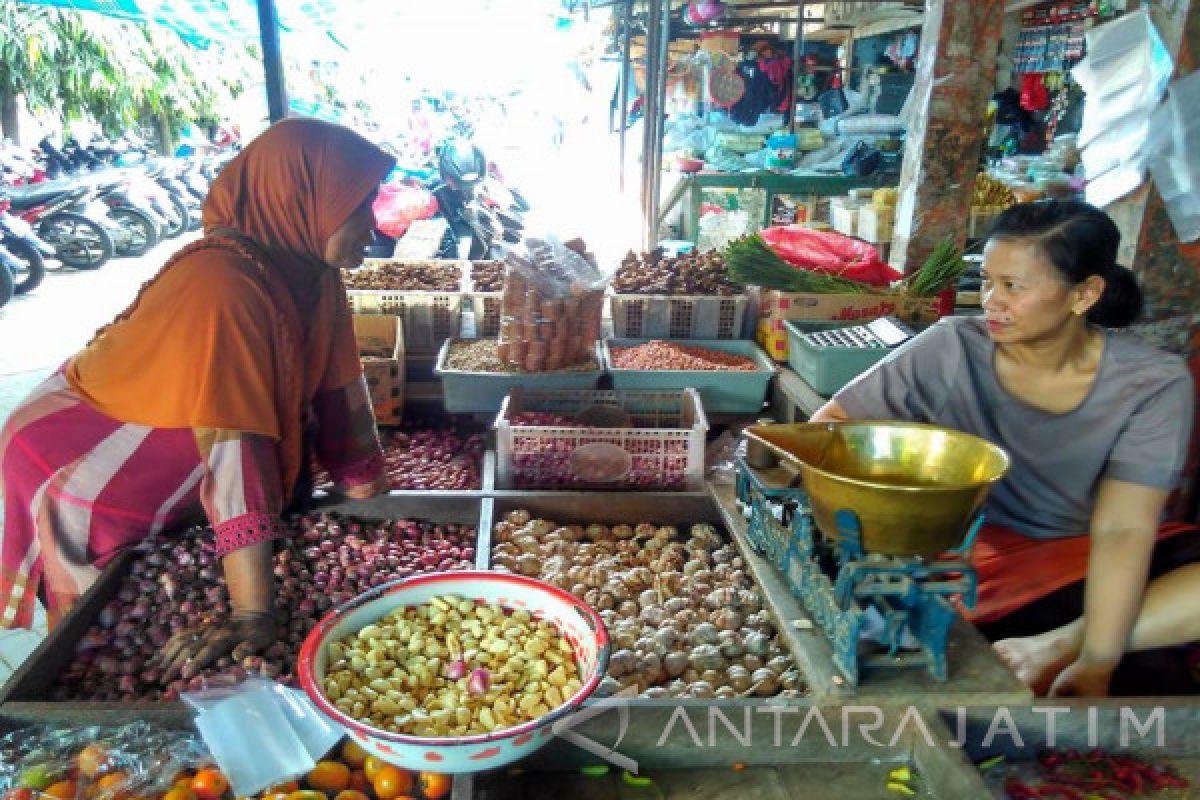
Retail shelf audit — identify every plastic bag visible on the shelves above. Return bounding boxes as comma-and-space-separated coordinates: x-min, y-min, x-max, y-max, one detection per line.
184, 676, 341, 796
496, 235, 611, 371
1145, 71, 1200, 242
0, 723, 203, 800
372, 183, 439, 239
758, 226, 902, 287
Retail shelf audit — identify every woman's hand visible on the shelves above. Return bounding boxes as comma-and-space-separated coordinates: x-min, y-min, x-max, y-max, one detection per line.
158, 540, 278, 684
341, 472, 389, 499
158, 610, 278, 683
1047, 657, 1115, 697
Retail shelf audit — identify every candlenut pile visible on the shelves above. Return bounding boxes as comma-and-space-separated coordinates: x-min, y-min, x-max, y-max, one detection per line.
491, 511, 804, 699
322, 594, 582, 736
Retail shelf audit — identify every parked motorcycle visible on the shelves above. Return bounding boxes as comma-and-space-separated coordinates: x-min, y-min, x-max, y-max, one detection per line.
6, 181, 114, 270
93, 178, 162, 256
430, 138, 526, 260
0, 192, 51, 294
0, 246, 15, 307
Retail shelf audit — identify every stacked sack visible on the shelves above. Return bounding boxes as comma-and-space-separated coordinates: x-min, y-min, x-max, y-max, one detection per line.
497, 237, 606, 371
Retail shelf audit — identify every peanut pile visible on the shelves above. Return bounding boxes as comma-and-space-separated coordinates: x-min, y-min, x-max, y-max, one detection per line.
323, 594, 582, 736
610, 341, 758, 371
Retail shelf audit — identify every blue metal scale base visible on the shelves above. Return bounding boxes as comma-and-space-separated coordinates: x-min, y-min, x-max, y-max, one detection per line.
736, 457, 981, 686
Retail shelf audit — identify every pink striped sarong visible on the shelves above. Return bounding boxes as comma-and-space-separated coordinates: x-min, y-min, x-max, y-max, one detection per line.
1, 372, 207, 629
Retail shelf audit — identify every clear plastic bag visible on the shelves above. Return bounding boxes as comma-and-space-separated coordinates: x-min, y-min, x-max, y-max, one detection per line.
496, 235, 611, 371
1146, 71, 1200, 242
184, 676, 341, 796
0, 723, 202, 800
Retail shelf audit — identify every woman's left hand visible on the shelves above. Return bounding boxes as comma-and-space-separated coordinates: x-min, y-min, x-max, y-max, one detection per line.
1047, 658, 1114, 697
158, 610, 278, 683
341, 472, 389, 499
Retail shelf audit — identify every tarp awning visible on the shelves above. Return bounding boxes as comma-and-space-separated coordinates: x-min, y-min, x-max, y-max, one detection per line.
22, 0, 341, 45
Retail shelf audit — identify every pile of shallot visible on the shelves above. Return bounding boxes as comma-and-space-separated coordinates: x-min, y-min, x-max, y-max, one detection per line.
491, 511, 803, 698
53, 513, 477, 701
315, 425, 484, 491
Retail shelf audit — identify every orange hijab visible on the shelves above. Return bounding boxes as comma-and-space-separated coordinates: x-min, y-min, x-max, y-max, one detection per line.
67, 118, 394, 493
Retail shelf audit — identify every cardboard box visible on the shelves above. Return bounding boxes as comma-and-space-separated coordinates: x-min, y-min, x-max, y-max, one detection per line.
830, 201, 860, 237
353, 314, 405, 425
757, 320, 791, 361
857, 205, 895, 244
756, 289, 941, 361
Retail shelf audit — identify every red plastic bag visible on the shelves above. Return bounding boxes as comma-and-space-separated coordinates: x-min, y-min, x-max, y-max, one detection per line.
759, 225, 902, 287
372, 184, 438, 239
1020, 73, 1049, 112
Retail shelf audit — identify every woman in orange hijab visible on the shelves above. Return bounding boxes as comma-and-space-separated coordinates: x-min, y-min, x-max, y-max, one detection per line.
0, 118, 395, 679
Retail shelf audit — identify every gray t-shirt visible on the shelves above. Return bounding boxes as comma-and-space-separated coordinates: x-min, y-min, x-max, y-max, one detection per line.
834, 316, 1194, 539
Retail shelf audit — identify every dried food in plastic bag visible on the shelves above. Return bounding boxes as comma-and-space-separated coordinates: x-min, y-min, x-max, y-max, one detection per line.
497, 234, 611, 371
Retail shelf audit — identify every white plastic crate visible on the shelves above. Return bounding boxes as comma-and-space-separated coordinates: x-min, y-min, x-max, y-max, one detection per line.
347, 291, 463, 353
345, 259, 466, 353
468, 291, 502, 337
494, 388, 708, 491
608, 293, 749, 339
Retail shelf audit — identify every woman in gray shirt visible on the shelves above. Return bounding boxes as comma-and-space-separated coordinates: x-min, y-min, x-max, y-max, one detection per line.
812, 200, 1196, 697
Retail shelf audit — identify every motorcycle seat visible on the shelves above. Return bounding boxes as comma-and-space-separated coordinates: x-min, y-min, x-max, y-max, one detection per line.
4, 182, 81, 209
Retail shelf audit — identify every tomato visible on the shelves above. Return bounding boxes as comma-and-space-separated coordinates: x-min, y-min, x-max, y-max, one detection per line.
361, 758, 385, 784
4, 789, 35, 800
43, 782, 77, 800
89, 772, 130, 800
370, 767, 412, 800
417, 773, 451, 800
346, 772, 368, 795
189, 770, 229, 800
266, 784, 298, 796
286, 792, 328, 800
161, 788, 196, 800
332, 792, 369, 800
78, 746, 110, 780
339, 741, 367, 769
305, 763, 349, 795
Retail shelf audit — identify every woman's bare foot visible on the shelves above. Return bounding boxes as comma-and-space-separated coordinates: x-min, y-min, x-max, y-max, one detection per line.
993, 625, 1083, 695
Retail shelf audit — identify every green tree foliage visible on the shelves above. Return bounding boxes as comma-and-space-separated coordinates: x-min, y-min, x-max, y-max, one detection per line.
0, 1, 252, 145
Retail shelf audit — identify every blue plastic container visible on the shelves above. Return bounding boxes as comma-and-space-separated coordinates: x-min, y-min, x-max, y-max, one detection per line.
784, 320, 893, 394
603, 339, 776, 415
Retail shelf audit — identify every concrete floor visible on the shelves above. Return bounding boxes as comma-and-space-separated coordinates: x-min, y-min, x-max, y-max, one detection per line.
0, 235, 191, 683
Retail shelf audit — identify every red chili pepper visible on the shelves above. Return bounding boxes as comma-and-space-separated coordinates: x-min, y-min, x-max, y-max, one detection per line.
1064, 750, 1082, 762
1033, 784, 1086, 800
1004, 778, 1041, 799
1038, 752, 1065, 770
1164, 773, 1190, 788
1085, 749, 1103, 763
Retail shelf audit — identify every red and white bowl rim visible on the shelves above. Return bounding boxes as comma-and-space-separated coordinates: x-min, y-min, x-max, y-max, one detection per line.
298, 570, 612, 746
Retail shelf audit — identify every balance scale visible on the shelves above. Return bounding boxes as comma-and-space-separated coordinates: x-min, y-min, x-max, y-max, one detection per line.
735, 457, 981, 686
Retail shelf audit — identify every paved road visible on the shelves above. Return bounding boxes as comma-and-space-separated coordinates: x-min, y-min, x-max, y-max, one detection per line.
0, 234, 198, 420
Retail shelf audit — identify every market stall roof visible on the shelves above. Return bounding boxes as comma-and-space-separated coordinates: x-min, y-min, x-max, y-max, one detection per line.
18, 0, 340, 45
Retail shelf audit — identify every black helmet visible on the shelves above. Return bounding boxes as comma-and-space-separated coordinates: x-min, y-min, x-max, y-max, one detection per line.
438, 138, 486, 192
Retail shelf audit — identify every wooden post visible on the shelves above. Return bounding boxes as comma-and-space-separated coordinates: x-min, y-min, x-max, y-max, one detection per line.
889, 0, 1005, 273
256, 0, 288, 123
1104, 2, 1200, 520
